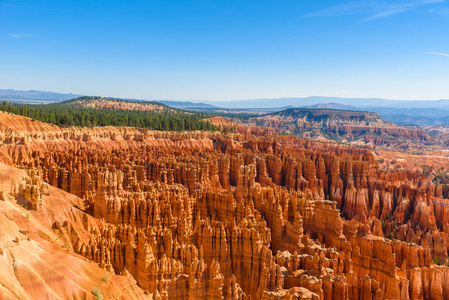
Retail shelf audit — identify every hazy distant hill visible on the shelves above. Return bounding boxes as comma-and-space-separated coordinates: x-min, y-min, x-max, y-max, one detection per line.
156, 100, 219, 109
201, 96, 449, 109
200, 97, 389, 108
363, 107, 449, 126
381, 114, 449, 126
0, 89, 83, 103
304, 102, 358, 110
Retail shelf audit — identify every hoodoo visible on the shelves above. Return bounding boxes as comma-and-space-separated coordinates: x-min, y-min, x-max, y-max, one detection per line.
0, 112, 449, 299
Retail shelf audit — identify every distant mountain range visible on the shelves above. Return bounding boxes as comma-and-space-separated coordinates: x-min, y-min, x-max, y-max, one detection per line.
3, 89, 449, 126
305, 102, 357, 110
155, 100, 218, 109
0, 89, 83, 103
198, 96, 449, 109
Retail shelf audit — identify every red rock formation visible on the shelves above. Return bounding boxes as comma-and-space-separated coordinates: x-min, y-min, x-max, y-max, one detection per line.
249, 108, 435, 150
1, 112, 449, 299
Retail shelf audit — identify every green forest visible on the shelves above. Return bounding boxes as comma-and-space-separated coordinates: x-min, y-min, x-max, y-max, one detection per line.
0, 97, 218, 131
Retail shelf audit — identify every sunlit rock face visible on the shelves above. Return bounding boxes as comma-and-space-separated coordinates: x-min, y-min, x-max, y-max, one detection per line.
1, 112, 449, 299
245, 108, 433, 150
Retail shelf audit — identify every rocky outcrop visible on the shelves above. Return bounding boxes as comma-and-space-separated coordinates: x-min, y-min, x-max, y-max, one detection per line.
0, 162, 149, 299
249, 108, 433, 149
1, 113, 449, 299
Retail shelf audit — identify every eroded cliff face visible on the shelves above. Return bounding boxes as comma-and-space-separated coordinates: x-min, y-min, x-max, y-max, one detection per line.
0, 162, 149, 299
1, 112, 449, 299
243, 108, 434, 150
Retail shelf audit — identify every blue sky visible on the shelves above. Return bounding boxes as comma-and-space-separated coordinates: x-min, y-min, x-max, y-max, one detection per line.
1, 0, 448, 101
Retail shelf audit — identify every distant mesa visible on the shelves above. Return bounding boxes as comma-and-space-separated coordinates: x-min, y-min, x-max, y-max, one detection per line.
246, 107, 434, 149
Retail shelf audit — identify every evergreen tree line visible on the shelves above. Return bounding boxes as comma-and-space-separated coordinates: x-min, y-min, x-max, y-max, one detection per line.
0, 99, 218, 131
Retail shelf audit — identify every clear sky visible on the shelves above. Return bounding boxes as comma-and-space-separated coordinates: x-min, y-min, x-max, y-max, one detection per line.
1, 0, 448, 101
